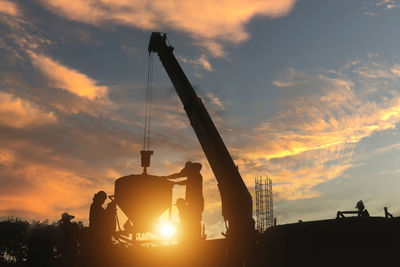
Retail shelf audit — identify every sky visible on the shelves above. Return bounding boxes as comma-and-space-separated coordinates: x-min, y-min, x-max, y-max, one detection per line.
1, 0, 400, 239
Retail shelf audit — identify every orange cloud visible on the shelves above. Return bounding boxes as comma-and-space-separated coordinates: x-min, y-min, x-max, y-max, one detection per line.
231, 59, 400, 200
235, 143, 354, 200
38, 0, 296, 55
179, 54, 213, 71
204, 93, 226, 111
251, 74, 400, 161
28, 51, 108, 100
0, 92, 57, 128
0, 145, 115, 221
0, 148, 16, 167
377, 0, 400, 9
195, 40, 226, 58
0, 0, 20, 16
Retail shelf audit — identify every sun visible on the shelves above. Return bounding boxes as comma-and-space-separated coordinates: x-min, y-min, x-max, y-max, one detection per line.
158, 222, 176, 238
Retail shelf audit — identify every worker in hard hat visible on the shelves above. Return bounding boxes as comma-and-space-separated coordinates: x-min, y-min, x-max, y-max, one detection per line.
356, 200, 370, 217
176, 198, 191, 240
163, 161, 204, 239
89, 191, 107, 237
384, 207, 393, 219
88, 190, 115, 264
57, 212, 78, 266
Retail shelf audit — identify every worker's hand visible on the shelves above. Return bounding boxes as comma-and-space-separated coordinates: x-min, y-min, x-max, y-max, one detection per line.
173, 180, 186, 186
106, 201, 116, 208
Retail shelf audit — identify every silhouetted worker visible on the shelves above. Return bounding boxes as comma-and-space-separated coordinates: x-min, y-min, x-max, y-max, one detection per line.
384, 207, 393, 218
89, 191, 107, 238
163, 161, 204, 239
356, 200, 370, 217
176, 198, 191, 240
88, 190, 115, 265
337, 200, 370, 218
57, 212, 78, 266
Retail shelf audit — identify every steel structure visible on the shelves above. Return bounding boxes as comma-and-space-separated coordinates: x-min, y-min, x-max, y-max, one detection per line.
255, 177, 273, 233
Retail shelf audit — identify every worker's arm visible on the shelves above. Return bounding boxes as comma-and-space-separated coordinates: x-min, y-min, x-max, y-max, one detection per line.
173, 180, 187, 186
162, 172, 186, 179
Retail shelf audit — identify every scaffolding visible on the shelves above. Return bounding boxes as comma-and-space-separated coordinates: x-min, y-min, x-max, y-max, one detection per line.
255, 177, 273, 233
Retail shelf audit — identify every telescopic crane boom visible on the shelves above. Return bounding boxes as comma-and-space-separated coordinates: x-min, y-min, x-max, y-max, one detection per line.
148, 32, 254, 241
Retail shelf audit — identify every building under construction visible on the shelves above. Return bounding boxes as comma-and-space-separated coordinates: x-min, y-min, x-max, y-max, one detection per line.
255, 177, 273, 233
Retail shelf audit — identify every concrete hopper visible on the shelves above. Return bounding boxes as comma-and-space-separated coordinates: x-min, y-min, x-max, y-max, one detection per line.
114, 173, 173, 234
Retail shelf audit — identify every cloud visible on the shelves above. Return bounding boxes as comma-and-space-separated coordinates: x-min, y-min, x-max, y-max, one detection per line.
0, 0, 20, 16
363, 12, 377, 16
0, 13, 112, 116
179, 54, 213, 71
0, 92, 57, 128
1, 13, 110, 112
37, 0, 297, 55
273, 68, 309, 88
272, 80, 297, 88
194, 40, 226, 58
0, 148, 16, 167
204, 93, 226, 111
353, 62, 394, 79
376, 0, 400, 9
261, 68, 400, 161
234, 57, 400, 200
373, 142, 400, 155
0, 162, 99, 221
28, 51, 108, 100
120, 44, 139, 57
391, 64, 400, 76
365, 0, 400, 15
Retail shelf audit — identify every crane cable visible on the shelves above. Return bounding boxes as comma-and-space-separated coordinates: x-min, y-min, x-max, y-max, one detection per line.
143, 53, 154, 151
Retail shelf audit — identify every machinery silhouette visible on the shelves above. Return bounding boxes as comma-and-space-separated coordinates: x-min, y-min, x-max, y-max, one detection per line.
106, 32, 400, 267
107, 32, 254, 266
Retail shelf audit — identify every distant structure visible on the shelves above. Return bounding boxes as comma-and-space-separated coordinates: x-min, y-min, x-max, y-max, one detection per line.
255, 177, 273, 233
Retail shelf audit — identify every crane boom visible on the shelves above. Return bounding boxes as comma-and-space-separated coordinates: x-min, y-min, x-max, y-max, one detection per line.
148, 32, 254, 240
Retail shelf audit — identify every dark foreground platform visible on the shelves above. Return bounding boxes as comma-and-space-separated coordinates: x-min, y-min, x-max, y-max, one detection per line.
2, 217, 399, 267
101, 217, 400, 267
257, 216, 400, 267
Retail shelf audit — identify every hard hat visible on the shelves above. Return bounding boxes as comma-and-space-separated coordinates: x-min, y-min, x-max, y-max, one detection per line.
356, 200, 364, 210
94, 190, 107, 200
182, 161, 202, 172
184, 161, 193, 168
61, 212, 75, 221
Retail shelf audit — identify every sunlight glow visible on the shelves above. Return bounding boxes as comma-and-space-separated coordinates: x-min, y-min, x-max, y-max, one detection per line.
158, 222, 176, 238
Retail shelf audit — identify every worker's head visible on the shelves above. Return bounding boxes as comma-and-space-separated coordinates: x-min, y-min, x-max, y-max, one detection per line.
356, 200, 365, 211
60, 212, 74, 222
176, 198, 187, 211
93, 190, 107, 204
184, 161, 192, 169
182, 161, 202, 174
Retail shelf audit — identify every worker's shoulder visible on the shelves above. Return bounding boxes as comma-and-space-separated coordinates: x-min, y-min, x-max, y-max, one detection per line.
188, 172, 202, 180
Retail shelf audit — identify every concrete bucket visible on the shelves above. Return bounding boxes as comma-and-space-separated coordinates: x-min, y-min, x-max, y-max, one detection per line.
114, 173, 173, 234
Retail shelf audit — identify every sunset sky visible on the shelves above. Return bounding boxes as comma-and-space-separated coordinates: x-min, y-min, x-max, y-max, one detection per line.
2, 0, 400, 239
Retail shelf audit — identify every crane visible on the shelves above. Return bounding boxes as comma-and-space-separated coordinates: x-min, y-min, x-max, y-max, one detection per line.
148, 32, 255, 249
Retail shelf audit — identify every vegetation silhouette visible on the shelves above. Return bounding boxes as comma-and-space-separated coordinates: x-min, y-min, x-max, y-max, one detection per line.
0, 217, 86, 267
0, 216, 228, 267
